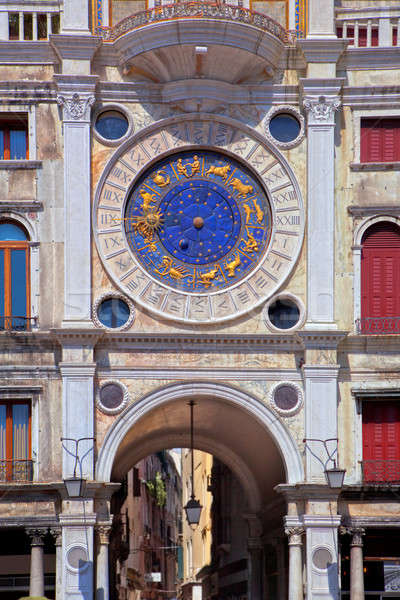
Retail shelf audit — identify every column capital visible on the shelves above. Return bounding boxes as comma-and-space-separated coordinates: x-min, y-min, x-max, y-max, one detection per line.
26, 528, 47, 546
97, 523, 112, 545
340, 526, 365, 547
303, 95, 341, 125
285, 527, 305, 546
57, 92, 95, 122
49, 527, 62, 546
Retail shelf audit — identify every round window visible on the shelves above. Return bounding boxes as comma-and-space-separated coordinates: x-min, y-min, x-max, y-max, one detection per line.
268, 298, 300, 330
95, 110, 129, 140
274, 385, 298, 411
100, 383, 124, 410
97, 297, 130, 328
269, 113, 301, 143
97, 380, 129, 414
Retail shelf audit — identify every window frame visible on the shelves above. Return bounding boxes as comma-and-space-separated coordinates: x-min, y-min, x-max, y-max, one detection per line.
353, 110, 400, 167
0, 224, 31, 330
0, 398, 32, 481
0, 115, 29, 160
0, 105, 36, 163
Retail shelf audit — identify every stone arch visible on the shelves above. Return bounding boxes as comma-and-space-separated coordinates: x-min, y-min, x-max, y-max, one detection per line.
96, 381, 304, 512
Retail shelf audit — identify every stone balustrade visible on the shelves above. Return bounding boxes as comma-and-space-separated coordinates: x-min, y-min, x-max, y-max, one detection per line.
336, 6, 400, 47
0, 2, 61, 40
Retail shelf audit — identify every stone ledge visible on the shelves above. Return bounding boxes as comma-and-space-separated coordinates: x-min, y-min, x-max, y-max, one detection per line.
350, 161, 400, 171
0, 160, 42, 170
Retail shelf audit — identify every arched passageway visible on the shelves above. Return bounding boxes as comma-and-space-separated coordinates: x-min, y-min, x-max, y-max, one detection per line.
96, 382, 304, 599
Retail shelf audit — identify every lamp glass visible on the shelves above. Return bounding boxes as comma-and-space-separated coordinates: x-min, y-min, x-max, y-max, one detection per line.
184, 497, 202, 527
64, 477, 86, 498
325, 468, 346, 489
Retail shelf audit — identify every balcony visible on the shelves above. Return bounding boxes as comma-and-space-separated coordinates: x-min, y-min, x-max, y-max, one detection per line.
336, 5, 400, 48
96, 1, 295, 45
356, 317, 400, 335
361, 460, 400, 484
6, 4, 61, 41
0, 459, 33, 482
0, 316, 36, 332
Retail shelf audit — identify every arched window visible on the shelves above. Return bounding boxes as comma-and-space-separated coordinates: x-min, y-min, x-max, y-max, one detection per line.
0, 221, 30, 330
361, 222, 400, 333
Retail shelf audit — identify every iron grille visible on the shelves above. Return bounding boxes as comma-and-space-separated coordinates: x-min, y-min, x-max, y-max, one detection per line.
0, 459, 33, 482
0, 316, 36, 331
356, 317, 400, 334
361, 460, 400, 483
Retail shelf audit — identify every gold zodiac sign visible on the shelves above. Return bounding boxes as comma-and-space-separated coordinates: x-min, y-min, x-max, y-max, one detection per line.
139, 188, 157, 212
243, 203, 255, 224
177, 155, 201, 178
251, 197, 264, 224
241, 229, 259, 253
198, 267, 219, 288
224, 253, 241, 277
205, 164, 230, 180
155, 256, 189, 280
151, 169, 170, 188
229, 178, 253, 198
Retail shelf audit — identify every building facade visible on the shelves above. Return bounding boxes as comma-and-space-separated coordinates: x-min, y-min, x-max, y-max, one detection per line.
1, 0, 400, 598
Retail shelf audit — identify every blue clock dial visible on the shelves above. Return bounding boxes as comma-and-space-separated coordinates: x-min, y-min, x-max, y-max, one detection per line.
124, 151, 271, 293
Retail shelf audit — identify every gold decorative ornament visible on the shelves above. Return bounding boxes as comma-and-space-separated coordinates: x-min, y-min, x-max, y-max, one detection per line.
229, 178, 253, 198
205, 164, 231, 180
155, 256, 190, 280
224, 253, 241, 277
151, 169, 170, 188
198, 267, 219, 288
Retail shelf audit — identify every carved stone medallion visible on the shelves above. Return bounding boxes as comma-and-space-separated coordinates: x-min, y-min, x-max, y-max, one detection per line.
93, 114, 304, 323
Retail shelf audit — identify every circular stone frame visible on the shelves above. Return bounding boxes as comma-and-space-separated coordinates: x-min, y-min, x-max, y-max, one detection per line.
312, 546, 334, 571
269, 381, 303, 417
66, 545, 89, 573
92, 291, 136, 331
93, 114, 305, 324
264, 105, 305, 150
93, 103, 133, 147
263, 292, 305, 333
97, 379, 130, 415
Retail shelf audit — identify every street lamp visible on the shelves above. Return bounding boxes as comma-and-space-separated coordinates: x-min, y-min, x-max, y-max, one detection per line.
183, 401, 202, 528
303, 438, 346, 489
61, 437, 95, 498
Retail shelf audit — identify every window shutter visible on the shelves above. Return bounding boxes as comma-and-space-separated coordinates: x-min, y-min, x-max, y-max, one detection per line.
361, 118, 400, 163
361, 223, 400, 327
363, 401, 400, 482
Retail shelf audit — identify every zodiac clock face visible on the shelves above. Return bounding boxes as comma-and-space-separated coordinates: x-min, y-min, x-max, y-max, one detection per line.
124, 151, 271, 294
94, 117, 304, 323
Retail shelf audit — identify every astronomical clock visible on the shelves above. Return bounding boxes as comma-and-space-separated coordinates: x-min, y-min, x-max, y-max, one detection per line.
94, 116, 304, 323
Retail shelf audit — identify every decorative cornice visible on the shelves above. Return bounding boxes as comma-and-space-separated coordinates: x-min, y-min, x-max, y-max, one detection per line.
351, 387, 400, 398
97, 367, 303, 381
50, 34, 102, 62
303, 515, 342, 528
0, 201, 43, 213
298, 38, 347, 64
338, 47, 400, 72
59, 362, 97, 377
51, 328, 104, 346
297, 331, 348, 349
0, 161, 42, 170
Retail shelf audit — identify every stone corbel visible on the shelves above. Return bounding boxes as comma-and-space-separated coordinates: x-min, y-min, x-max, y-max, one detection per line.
57, 93, 95, 122
303, 95, 341, 125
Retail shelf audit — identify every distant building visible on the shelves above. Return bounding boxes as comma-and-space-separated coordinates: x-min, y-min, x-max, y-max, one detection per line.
110, 451, 182, 600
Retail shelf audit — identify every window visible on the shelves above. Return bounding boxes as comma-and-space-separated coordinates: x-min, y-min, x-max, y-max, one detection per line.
360, 222, 400, 333
362, 401, 400, 483
0, 400, 31, 481
0, 221, 31, 331
361, 118, 400, 163
0, 114, 28, 160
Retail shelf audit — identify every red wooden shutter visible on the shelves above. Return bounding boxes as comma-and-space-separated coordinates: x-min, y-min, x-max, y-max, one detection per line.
361, 223, 400, 330
361, 118, 400, 163
363, 401, 400, 482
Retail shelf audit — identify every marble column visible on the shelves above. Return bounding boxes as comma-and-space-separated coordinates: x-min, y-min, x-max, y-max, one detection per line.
56, 80, 96, 327
96, 524, 111, 600
285, 527, 304, 600
302, 95, 341, 328
307, 0, 335, 38
50, 527, 62, 600
349, 528, 365, 600
248, 539, 263, 600
27, 528, 47, 597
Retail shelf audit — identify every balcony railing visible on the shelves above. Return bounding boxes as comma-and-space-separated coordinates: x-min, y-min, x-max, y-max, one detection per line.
0, 459, 33, 482
336, 7, 400, 48
96, 1, 295, 44
0, 316, 36, 331
7, 7, 61, 41
356, 317, 400, 335
361, 460, 400, 484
